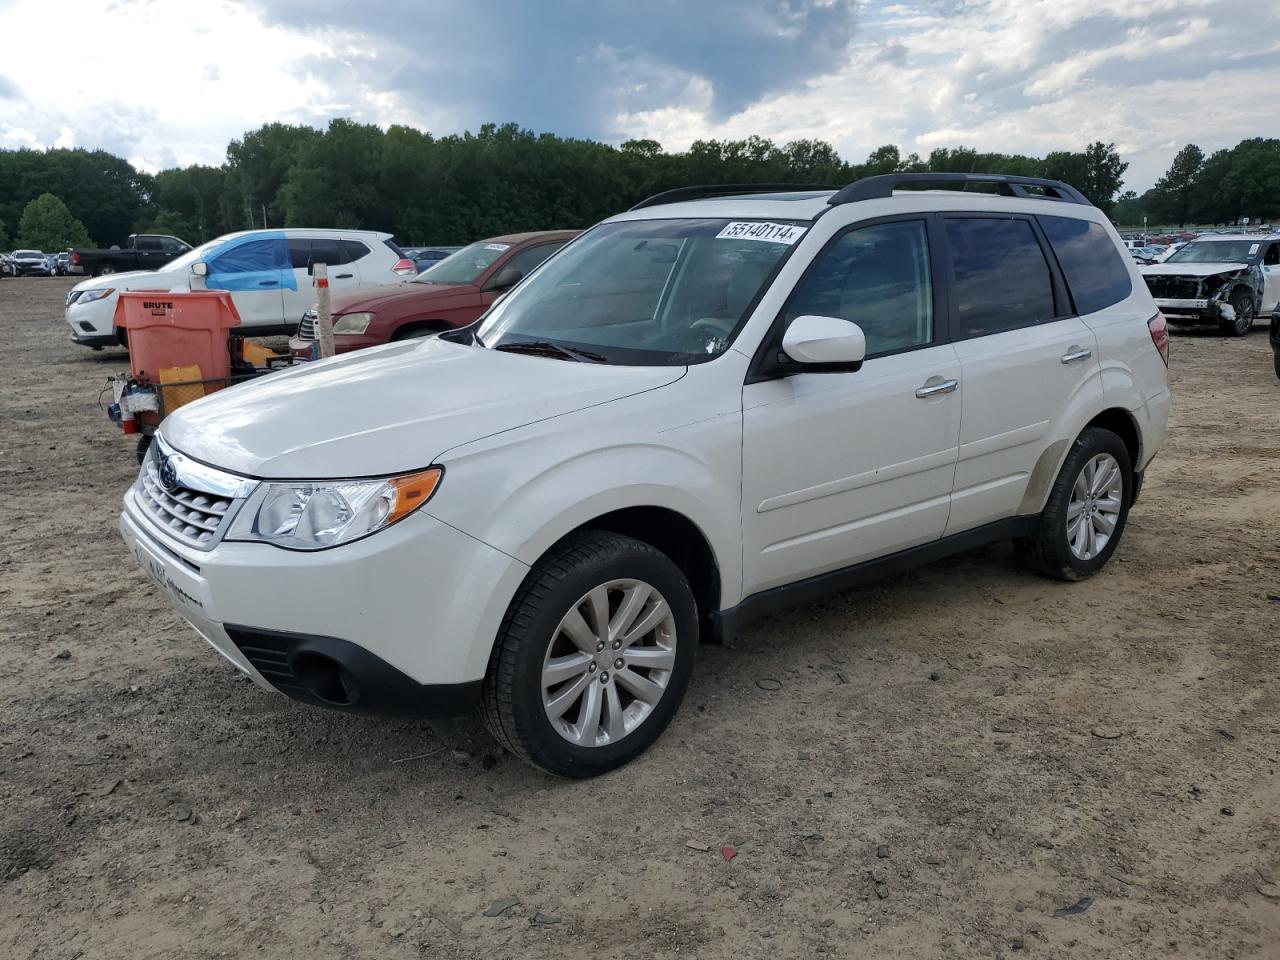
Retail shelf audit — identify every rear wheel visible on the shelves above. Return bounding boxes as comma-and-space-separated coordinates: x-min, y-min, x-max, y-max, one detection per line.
481, 531, 697, 778
97, 265, 116, 277
1219, 288, 1255, 336
1016, 427, 1132, 581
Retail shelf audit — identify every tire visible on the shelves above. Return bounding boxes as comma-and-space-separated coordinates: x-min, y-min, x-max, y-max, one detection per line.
1273, 351, 1280, 380
480, 531, 697, 778
1016, 427, 1132, 581
97, 265, 116, 277
1219, 288, 1255, 336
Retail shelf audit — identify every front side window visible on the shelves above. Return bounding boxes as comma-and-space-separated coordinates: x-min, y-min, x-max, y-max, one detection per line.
783, 220, 933, 357
1039, 215, 1133, 315
160, 237, 188, 254
477, 218, 801, 364
1264, 243, 1279, 267
945, 218, 1055, 338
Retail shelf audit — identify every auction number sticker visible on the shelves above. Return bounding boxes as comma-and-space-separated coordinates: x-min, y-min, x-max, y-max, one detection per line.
716, 221, 806, 245
484, 243, 511, 251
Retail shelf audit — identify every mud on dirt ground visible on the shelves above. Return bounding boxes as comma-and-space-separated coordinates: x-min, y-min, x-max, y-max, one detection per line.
1, 276, 1278, 959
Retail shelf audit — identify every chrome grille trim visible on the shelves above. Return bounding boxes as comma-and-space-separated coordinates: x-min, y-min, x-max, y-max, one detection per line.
298, 308, 317, 341
132, 439, 257, 551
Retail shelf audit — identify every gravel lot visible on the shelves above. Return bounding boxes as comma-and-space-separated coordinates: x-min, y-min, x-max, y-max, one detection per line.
2, 276, 1278, 959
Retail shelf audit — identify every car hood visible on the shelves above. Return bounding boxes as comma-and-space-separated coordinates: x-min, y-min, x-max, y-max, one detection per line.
161, 337, 685, 478
1141, 262, 1249, 278
72, 269, 184, 292
333, 282, 471, 314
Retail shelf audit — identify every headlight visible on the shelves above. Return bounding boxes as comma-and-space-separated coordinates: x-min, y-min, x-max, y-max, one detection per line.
75, 287, 115, 304
333, 312, 374, 334
226, 467, 442, 550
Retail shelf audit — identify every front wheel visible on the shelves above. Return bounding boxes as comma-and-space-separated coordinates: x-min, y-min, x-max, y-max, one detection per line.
1219, 288, 1255, 336
97, 265, 116, 277
481, 531, 697, 778
1016, 427, 1132, 581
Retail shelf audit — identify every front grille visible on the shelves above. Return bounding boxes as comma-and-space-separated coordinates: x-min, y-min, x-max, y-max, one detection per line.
298, 309, 317, 340
136, 459, 233, 547
1144, 275, 1203, 300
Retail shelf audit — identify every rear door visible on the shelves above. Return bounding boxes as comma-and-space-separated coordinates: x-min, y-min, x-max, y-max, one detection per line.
940, 214, 1102, 535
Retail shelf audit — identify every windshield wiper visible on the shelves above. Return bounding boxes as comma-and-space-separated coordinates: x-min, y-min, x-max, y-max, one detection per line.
492, 339, 607, 363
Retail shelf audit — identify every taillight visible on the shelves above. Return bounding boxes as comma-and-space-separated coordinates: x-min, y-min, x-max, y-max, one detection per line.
71, 251, 80, 265
1148, 311, 1170, 366
392, 258, 417, 276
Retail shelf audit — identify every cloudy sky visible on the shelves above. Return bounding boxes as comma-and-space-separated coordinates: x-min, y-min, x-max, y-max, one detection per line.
0, 0, 1276, 191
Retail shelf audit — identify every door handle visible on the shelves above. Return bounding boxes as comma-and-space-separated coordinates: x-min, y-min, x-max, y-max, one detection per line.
335, 273, 354, 279
1060, 347, 1092, 364
915, 378, 959, 398
258, 279, 279, 287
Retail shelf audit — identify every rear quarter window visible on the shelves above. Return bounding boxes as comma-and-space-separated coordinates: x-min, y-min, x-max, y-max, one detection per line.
341, 239, 371, 263
1039, 216, 1133, 315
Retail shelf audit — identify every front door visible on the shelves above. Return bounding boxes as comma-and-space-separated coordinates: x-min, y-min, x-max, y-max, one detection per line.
1261, 241, 1280, 313
741, 218, 961, 596
203, 236, 288, 329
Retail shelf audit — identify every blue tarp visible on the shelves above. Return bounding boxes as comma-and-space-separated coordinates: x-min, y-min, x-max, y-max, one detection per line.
204, 232, 297, 292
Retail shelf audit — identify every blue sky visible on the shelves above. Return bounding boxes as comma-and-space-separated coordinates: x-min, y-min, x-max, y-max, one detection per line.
1, 0, 1276, 190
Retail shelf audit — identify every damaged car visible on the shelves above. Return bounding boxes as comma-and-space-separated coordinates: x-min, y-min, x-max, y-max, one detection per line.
1141, 233, 1280, 336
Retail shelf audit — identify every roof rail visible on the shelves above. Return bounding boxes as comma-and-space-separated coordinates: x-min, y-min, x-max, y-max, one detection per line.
828, 173, 1091, 206
629, 183, 838, 211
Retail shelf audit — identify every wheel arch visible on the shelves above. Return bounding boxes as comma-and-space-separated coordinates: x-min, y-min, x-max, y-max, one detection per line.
552, 506, 723, 643
1018, 406, 1142, 515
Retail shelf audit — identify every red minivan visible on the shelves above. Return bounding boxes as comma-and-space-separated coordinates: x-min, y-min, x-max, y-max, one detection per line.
290, 230, 580, 356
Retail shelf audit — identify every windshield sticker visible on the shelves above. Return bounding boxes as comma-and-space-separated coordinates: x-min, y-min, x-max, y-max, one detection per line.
1249, 243, 1260, 255
716, 222, 806, 245
484, 243, 511, 252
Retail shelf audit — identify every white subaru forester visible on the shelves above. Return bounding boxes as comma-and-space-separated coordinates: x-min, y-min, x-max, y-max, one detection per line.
121, 174, 1172, 777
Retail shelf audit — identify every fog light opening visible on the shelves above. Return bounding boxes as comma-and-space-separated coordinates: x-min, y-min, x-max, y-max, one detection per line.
293, 653, 359, 707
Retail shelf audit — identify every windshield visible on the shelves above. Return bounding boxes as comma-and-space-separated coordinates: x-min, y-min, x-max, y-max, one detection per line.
413, 240, 510, 285
477, 218, 803, 365
15, 250, 39, 258
1166, 239, 1259, 264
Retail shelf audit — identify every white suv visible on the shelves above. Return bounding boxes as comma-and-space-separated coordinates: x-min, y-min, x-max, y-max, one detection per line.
120, 174, 1172, 777
65, 228, 415, 349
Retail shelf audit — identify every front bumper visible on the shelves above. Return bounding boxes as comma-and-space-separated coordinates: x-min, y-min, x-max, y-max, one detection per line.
1153, 297, 1215, 321
120, 488, 530, 717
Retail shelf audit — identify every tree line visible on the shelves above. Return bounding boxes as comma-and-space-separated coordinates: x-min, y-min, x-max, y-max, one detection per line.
0, 118, 1272, 251
1111, 139, 1280, 228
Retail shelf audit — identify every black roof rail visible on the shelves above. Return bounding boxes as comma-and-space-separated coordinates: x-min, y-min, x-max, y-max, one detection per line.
828, 173, 1091, 206
629, 183, 839, 211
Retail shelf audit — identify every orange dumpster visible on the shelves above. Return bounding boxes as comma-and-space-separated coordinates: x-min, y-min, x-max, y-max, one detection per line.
113, 290, 242, 385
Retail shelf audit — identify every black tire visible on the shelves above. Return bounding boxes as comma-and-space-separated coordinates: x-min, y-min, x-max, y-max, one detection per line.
1219, 288, 1255, 336
480, 531, 697, 778
1016, 427, 1133, 581
1273, 351, 1280, 380
135, 434, 152, 464
97, 265, 116, 277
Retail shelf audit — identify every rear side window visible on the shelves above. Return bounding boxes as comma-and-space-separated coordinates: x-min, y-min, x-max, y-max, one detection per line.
1039, 216, 1132, 314
944, 218, 1055, 338
341, 239, 370, 262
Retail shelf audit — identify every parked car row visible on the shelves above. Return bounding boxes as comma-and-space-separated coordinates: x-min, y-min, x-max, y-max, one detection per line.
117, 173, 1174, 777
1, 249, 76, 277
1140, 232, 1280, 335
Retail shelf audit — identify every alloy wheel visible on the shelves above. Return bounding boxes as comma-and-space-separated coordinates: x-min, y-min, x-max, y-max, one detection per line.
541, 578, 677, 748
1066, 453, 1124, 561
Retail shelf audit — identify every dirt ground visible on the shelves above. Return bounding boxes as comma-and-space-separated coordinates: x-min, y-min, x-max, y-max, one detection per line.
1, 276, 1278, 960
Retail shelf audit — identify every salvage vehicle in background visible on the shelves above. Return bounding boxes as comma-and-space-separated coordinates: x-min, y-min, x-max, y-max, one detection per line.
70, 234, 193, 277
403, 245, 463, 272
290, 231, 578, 355
121, 173, 1171, 778
0, 253, 15, 278
12, 249, 53, 276
1141, 233, 1279, 336
1271, 305, 1280, 379
65, 228, 417, 349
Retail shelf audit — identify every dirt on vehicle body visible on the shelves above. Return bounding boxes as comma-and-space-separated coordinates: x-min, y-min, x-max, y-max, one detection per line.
1, 277, 1278, 959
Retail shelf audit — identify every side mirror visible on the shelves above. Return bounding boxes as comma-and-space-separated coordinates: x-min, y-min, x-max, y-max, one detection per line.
489, 267, 523, 291
780, 315, 866, 372
190, 261, 208, 277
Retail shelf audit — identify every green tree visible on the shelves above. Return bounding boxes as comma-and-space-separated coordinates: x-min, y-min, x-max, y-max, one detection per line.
16, 193, 91, 249
1150, 144, 1204, 226
0, 218, 8, 250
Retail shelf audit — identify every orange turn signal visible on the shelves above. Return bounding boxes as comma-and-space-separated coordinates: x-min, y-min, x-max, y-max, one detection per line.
387, 467, 443, 524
